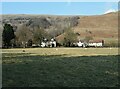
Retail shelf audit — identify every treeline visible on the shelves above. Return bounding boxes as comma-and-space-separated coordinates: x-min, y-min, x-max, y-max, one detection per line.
2, 23, 119, 48
2, 23, 78, 48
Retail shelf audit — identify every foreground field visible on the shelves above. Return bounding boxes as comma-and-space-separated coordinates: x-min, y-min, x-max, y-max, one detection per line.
2, 48, 119, 87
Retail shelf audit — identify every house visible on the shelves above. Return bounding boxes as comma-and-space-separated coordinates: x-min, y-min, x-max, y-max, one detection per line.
49, 38, 56, 47
41, 42, 46, 47
88, 40, 104, 47
77, 40, 87, 47
77, 40, 104, 47
41, 38, 56, 47
41, 38, 48, 47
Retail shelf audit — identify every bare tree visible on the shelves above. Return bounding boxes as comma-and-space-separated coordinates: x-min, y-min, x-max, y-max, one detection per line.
15, 24, 33, 48
63, 28, 77, 47
84, 29, 93, 42
33, 27, 49, 45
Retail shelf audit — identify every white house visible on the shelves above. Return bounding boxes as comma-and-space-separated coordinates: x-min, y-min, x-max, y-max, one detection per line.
49, 38, 56, 47
77, 41, 84, 47
41, 42, 46, 47
88, 40, 104, 47
41, 38, 56, 47
77, 40, 104, 47
77, 40, 86, 47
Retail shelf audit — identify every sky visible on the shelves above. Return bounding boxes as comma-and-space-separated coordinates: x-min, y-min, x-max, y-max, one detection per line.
1, 2, 118, 15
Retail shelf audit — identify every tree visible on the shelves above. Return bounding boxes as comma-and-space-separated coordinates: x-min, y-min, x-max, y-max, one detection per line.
2, 24, 15, 48
27, 39, 33, 47
84, 29, 93, 43
33, 27, 49, 45
63, 28, 77, 47
15, 24, 33, 48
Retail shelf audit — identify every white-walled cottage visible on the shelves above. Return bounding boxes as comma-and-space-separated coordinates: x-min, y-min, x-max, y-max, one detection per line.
49, 38, 56, 47
88, 40, 104, 47
41, 38, 56, 47
77, 40, 104, 47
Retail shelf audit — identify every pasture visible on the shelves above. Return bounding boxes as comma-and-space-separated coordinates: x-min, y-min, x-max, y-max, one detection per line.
2, 48, 119, 87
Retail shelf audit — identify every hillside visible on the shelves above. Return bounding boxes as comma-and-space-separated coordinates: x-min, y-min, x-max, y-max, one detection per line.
75, 12, 118, 38
1, 12, 118, 44
56, 12, 118, 44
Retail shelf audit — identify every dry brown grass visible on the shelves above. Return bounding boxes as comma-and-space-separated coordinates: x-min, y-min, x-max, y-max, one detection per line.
56, 12, 118, 43
2, 48, 118, 57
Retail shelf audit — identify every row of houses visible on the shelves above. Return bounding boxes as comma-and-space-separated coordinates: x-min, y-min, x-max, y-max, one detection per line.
6, 38, 103, 48
77, 40, 104, 47
39, 38, 104, 48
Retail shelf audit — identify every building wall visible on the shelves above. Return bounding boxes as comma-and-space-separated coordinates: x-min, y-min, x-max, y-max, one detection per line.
77, 41, 103, 47
88, 42, 103, 47
77, 42, 84, 47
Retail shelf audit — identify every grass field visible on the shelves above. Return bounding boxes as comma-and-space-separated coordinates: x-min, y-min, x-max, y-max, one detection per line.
2, 48, 119, 87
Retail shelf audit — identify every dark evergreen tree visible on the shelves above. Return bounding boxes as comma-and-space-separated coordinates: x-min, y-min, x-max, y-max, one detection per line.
2, 24, 15, 48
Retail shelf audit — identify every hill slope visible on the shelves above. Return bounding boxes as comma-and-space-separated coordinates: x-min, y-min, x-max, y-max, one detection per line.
57, 12, 118, 44
1, 12, 118, 44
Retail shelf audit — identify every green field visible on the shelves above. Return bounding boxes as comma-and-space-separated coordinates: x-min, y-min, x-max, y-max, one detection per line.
2, 48, 119, 87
